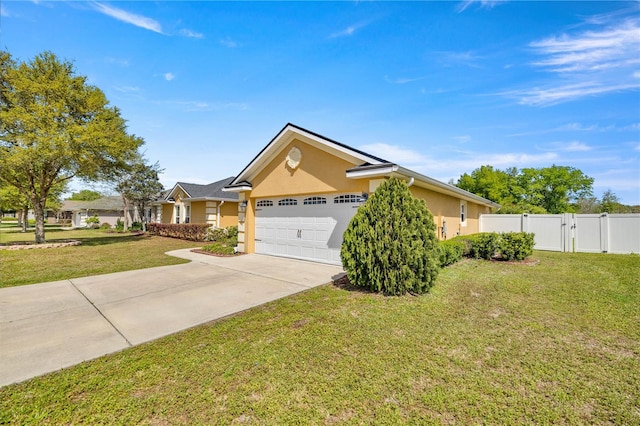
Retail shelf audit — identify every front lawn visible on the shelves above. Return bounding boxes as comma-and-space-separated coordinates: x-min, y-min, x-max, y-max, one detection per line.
0, 228, 205, 287
1, 251, 638, 423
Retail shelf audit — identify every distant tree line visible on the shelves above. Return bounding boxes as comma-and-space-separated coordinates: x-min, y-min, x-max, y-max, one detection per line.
454, 165, 639, 214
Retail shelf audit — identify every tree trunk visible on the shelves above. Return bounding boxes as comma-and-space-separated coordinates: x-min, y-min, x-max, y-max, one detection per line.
19, 208, 27, 233
122, 196, 129, 232
31, 199, 46, 243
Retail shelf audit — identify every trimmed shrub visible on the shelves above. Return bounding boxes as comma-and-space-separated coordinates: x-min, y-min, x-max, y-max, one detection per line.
499, 232, 535, 261
438, 238, 466, 267
147, 223, 211, 241
100, 222, 111, 229
467, 232, 500, 260
340, 177, 440, 296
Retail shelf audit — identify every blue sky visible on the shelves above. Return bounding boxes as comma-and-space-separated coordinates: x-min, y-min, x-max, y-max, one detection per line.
2, 1, 639, 204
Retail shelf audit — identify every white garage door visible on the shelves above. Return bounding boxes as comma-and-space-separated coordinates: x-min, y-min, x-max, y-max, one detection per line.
254, 194, 364, 265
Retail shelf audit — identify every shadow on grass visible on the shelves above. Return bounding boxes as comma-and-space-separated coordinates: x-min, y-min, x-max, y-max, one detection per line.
71, 233, 150, 247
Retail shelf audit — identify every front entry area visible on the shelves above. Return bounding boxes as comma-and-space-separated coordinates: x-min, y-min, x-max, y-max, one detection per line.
254, 194, 364, 265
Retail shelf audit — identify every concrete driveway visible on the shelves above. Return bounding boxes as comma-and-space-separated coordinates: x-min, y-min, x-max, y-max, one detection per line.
0, 250, 344, 387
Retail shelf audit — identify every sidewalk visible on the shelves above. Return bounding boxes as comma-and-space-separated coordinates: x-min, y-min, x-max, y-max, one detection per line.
0, 251, 344, 387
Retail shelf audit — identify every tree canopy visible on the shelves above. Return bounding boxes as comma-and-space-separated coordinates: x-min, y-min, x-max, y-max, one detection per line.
115, 158, 164, 231
68, 189, 103, 201
0, 50, 143, 242
456, 165, 594, 214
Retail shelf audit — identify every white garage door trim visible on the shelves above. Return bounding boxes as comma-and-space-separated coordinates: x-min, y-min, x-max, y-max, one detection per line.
254, 193, 364, 265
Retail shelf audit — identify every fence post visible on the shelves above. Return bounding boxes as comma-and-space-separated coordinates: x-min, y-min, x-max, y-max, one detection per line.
522, 213, 528, 233
565, 213, 574, 253
600, 213, 609, 253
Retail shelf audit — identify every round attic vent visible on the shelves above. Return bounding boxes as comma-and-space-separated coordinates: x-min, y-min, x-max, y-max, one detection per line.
286, 146, 302, 170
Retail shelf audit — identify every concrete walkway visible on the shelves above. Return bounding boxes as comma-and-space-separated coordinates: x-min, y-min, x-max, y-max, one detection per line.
0, 250, 344, 387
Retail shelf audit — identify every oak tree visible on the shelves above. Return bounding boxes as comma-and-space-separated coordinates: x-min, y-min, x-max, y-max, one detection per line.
0, 51, 143, 243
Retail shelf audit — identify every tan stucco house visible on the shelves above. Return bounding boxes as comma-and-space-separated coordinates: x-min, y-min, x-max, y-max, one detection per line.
153, 177, 239, 228
223, 123, 498, 265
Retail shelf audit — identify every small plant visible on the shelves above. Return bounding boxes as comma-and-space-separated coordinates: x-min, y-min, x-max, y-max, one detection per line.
202, 242, 237, 255
115, 218, 124, 232
86, 215, 100, 228
499, 232, 535, 261
130, 221, 142, 231
100, 222, 111, 229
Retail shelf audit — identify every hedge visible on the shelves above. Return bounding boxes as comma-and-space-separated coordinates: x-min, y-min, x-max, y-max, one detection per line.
147, 223, 211, 241
439, 232, 535, 266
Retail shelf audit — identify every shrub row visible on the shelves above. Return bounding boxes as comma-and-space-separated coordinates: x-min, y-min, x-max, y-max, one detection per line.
439, 232, 535, 266
206, 226, 239, 242
147, 223, 211, 241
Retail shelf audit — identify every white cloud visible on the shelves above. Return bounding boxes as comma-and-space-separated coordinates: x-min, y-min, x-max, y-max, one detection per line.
329, 21, 369, 39
1, 5, 9, 17
457, 0, 506, 13
164, 73, 175, 81
565, 141, 592, 152
92, 2, 163, 34
530, 18, 640, 73
452, 135, 471, 143
113, 85, 140, 93
180, 29, 204, 39
501, 80, 640, 107
219, 37, 239, 48
504, 13, 640, 106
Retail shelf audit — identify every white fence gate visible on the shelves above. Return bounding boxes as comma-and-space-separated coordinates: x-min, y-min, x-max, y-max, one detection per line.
480, 213, 640, 254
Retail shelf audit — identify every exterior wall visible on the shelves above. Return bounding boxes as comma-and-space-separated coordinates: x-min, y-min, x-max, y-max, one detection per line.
240, 139, 368, 253
161, 204, 173, 224
408, 186, 489, 238
219, 202, 238, 228
190, 201, 207, 224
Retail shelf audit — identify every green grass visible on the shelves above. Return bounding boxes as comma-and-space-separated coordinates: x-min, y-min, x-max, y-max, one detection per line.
1, 251, 638, 424
0, 227, 205, 287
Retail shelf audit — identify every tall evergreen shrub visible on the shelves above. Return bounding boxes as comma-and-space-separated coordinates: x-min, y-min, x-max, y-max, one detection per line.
340, 177, 440, 295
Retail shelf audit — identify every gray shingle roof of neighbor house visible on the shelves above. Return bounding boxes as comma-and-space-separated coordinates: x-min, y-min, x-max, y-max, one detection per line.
166, 176, 239, 201
60, 196, 125, 212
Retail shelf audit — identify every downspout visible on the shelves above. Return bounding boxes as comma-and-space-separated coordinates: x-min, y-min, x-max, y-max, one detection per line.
217, 200, 225, 228
407, 177, 414, 187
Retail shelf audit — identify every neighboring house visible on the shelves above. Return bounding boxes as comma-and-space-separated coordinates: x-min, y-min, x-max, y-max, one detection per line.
223, 123, 499, 265
152, 177, 239, 228
59, 196, 137, 228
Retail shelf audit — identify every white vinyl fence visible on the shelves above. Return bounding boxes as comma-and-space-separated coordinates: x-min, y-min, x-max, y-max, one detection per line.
480, 213, 640, 254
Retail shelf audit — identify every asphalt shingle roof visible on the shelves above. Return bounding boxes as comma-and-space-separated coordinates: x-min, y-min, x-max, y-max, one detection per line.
173, 176, 238, 201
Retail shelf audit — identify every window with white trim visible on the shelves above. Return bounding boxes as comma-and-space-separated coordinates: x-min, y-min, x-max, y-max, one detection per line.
460, 201, 467, 227
304, 196, 327, 205
175, 205, 181, 224
333, 194, 361, 204
185, 205, 190, 224
257, 200, 273, 207
278, 198, 298, 206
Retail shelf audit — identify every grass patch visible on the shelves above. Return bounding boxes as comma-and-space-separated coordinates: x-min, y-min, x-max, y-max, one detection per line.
0, 228, 205, 287
1, 251, 638, 423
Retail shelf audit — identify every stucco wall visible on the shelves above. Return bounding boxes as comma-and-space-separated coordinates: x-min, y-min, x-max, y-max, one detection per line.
190, 201, 206, 224
219, 202, 238, 228
161, 204, 173, 224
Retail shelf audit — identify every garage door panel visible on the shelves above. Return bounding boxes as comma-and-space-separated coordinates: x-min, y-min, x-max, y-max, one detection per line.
255, 195, 361, 265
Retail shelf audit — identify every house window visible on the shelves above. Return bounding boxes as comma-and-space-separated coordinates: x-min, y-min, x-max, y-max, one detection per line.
257, 200, 273, 207
460, 201, 467, 227
304, 196, 327, 205
334, 194, 361, 204
278, 198, 298, 206
175, 205, 180, 224
185, 205, 190, 224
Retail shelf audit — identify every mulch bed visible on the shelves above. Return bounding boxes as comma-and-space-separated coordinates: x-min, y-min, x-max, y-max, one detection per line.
191, 248, 245, 258
0, 240, 82, 250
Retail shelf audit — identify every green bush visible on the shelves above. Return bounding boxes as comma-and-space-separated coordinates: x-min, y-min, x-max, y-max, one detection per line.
115, 218, 124, 232
438, 238, 466, 267
499, 232, 535, 261
147, 223, 211, 241
340, 177, 440, 296
468, 233, 500, 260
130, 221, 142, 231
100, 222, 111, 229
206, 226, 238, 244
202, 242, 237, 255
1, 216, 18, 221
